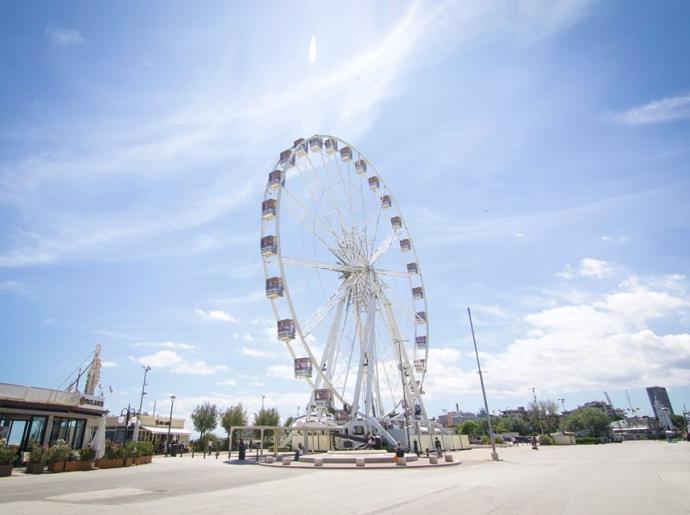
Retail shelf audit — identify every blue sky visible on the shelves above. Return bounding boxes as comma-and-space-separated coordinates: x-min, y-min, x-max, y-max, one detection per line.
1, 0, 689, 429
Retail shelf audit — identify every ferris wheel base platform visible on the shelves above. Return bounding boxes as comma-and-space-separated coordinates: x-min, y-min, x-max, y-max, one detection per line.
259, 450, 461, 469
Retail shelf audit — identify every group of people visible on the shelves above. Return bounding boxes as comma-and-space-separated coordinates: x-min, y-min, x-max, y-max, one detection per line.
363, 432, 383, 449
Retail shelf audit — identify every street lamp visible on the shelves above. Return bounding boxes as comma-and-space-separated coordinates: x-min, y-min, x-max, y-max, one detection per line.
467, 307, 499, 461
117, 406, 137, 444
133, 365, 151, 442
165, 395, 176, 457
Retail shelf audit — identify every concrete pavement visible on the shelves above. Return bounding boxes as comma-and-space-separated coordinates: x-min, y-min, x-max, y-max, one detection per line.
0, 441, 688, 514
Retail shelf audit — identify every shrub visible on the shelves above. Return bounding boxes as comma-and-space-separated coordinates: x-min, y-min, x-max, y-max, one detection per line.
538, 434, 554, 446
29, 444, 47, 464
576, 437, 600, 445
123, 441, 137, 458
479, 435, 503, 445
104, 441, 122, 459
136, 441, 154, 457
68, 450, 81, 462
495, 436, 504, 444
0, 438, 18, 465
79, 448, 95, 461
47, 440, 71, 463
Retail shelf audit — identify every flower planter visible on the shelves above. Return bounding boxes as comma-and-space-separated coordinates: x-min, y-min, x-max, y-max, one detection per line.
95, 458, 121, 469
143, 455, 152, 464
49, 461, 65, 473
27, 462, 45, 474
123, 457, 133, 467
64, 461, 80, 472
0, 464, 12, 477
78, 461, 93, 471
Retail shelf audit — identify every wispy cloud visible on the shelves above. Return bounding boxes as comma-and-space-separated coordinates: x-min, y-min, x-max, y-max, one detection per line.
557, 258, 615, 279
0, 280, 24, 295
133, 350, 227, 375
194, 308, 238, 323
101, 361, 118, 368
614, 93, 690, 125
241, 347, 276, 358
134, 341, 196, 350
45, 27, 86, 47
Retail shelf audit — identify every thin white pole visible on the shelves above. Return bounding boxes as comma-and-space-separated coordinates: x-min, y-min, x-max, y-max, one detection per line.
467, 307, 499, 461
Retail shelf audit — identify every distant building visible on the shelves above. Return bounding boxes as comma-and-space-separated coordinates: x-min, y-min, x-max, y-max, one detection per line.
437, 411, 477, 428
582, 401, 625, 419
500, 407, 528, 418
646, 386, 674, 419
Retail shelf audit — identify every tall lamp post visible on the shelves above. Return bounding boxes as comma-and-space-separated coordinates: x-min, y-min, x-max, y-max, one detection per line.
165, 395, 176, 457
117, 406, 137, 444
467, 307, 499, 461
133, 365, 151, 442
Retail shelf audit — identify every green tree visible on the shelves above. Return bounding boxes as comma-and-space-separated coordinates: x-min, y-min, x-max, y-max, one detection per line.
284, 416, 295, 428
561, 407, 610, 437
670, 414, 687, 432
457, 420, 480, 436
191, 402, 218, 455
540, 399, 561, 433
220, 403, 248, 451
253, 407, 281, 448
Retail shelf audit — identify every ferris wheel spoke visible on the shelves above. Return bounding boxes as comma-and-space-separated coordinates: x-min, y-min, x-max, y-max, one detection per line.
301, 274, 357, 337
369, 231, 400, 265
282, 256, 358, 274
303, 153, 348, 232
280, 185, 340, 255
374, 267, 408, 278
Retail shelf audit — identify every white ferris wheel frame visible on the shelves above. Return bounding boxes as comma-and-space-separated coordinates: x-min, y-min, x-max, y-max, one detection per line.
260, 134, 434, 443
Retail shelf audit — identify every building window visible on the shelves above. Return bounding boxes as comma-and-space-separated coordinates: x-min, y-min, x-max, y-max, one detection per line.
50, 417, 86, 449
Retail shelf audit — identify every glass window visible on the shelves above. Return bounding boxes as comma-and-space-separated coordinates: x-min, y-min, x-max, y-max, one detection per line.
26, 416, 47, 447
73, 420, 85, 449
7, 419, 28, 446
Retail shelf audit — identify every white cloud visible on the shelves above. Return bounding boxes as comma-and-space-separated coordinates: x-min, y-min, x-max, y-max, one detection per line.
134, 350, 227, 375
135, 341, 196, 350
579, 258, 614, 278
217, 379, 237, 387
514, 232, 525, 238
425, 273, 690, 398
194, 308, 238, 323
266, 364, 294, 380
0, 280, 24, 295
558, 258, 614, 279
600, 235, 611, 241
101, 361, 118, 368
615, 93, 690, 125
308, 35, 317, 64
241, 347, 277, 358
45, 27, 86, 47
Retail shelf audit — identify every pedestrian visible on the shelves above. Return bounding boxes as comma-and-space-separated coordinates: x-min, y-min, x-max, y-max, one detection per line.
238, 438, 246, 460
294, 442, 304, 461
434, 437, 443, 457
207, 440, 213, 457
395, 442, 405, 459
531, 435, 538, 450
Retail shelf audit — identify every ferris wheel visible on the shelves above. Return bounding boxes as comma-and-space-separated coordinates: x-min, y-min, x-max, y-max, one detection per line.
260, 135, 434, 445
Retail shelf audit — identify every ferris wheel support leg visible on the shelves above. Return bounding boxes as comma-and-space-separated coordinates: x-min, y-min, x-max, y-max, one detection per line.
364, 293, 377, 419
367, 416, 397, 447
351, 309, 367, 418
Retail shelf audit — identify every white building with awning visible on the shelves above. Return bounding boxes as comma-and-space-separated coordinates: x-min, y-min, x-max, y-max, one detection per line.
105, 414, 191, 450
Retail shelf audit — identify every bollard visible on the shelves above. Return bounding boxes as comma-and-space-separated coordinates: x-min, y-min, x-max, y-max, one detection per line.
396, 457, 407, 467
429, 456, 438, 465
192, 450, 195, 458
216, 451, 220, 460
266, 456, 274, 464
444, 454, 454, 463
356, 457, 365, 467
282, 458, 292, 466
314, 457, 323, 467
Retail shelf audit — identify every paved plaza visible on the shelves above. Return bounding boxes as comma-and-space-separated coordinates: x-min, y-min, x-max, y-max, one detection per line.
0, 441, 688, 514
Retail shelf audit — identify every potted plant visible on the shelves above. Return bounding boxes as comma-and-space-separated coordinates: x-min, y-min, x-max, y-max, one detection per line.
0, 438, 18, 478
137, 441, 154, 464
96, 441, 122, 469
47, 439, 70, 473
78, 448, 95, 471
122, 441, 136, 467
63, 450, 81, 472
26, 444, 47, 474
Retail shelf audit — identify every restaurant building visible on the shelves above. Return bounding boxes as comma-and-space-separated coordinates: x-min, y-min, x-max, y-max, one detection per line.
0, 382, 107, 456
105, 413, 190, 452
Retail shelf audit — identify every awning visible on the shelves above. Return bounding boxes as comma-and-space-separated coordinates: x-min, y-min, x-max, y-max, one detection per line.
141, 426, 191, 435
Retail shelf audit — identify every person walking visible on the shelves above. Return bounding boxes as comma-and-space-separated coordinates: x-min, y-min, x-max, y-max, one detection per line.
434, 437, 443, 457
238, 439, 246, 461
531, 435, 538, 450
